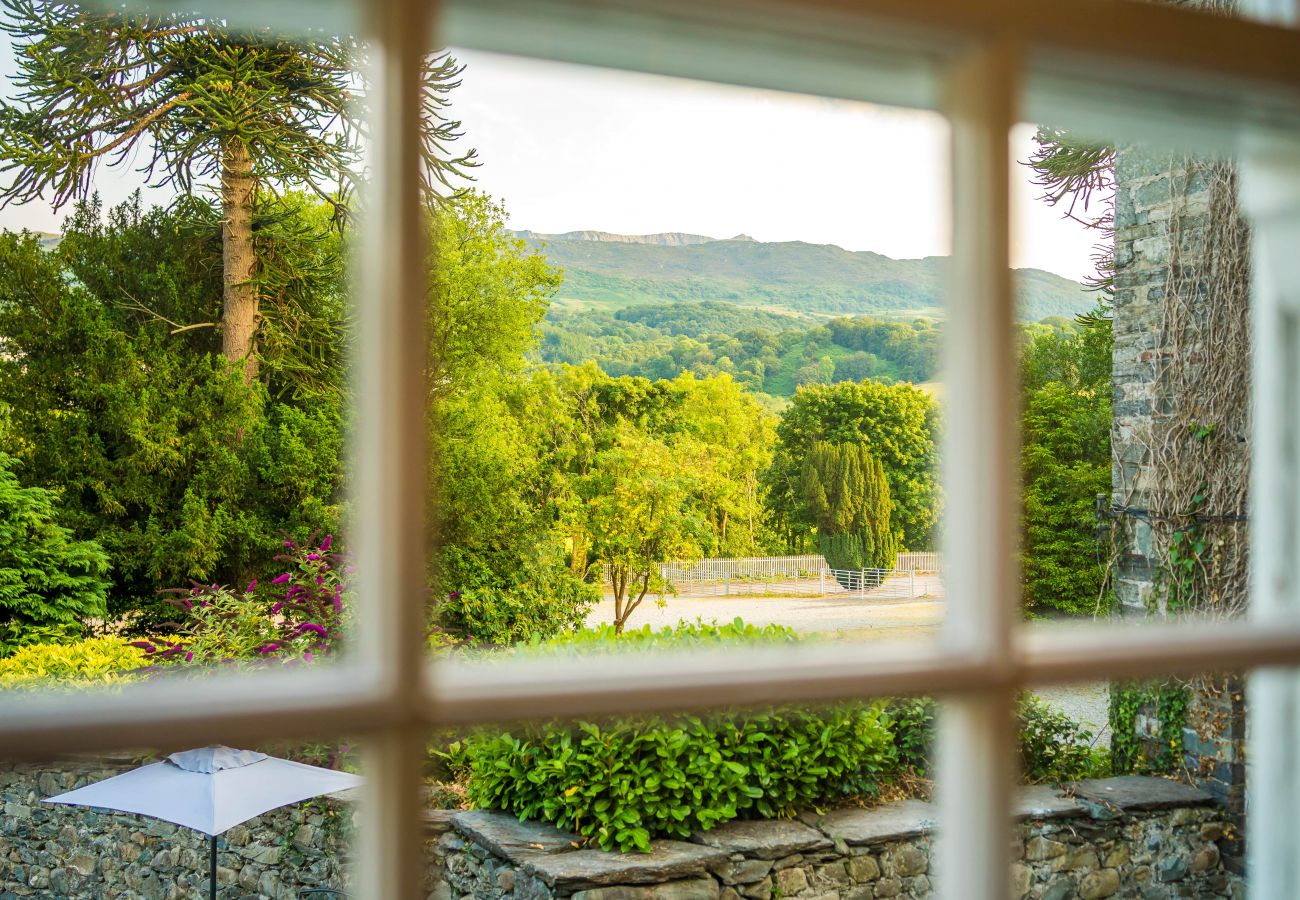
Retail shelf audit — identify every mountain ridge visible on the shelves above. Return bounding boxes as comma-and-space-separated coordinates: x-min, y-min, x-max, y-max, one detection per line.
514, 229, 1094, 322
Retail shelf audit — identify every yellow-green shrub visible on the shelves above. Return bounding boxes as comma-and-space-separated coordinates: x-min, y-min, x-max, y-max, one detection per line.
0, 636, 150, 689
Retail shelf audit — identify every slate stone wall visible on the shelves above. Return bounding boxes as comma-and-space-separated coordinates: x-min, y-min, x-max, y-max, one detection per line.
0, 755, 356, 899
432, 777, 1241, 900
1110, 142, 1250, 833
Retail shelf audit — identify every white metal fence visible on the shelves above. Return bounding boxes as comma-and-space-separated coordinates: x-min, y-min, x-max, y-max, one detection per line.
894, 551, 943, 574
604, 553, 943, 601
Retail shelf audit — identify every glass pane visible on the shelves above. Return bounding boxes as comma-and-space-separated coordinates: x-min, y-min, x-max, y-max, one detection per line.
1008, 82, 1288, 894
1, 746, 363, 897
1010, 670, 1249, 899
428, 51, 952, 649
0, 6, 387, 720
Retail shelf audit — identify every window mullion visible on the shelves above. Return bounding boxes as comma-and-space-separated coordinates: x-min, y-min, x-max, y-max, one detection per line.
354, 0, 435, 895
1242, 131, 1300, 899
935, 39, 1021, 900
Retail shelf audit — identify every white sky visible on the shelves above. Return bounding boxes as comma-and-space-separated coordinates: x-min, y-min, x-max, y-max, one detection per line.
0, 46, 1098, 282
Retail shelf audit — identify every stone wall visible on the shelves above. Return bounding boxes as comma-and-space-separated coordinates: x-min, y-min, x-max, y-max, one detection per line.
0, 755, 356, 899
1110, 141, 1251, 835
432, 777, 1240, 900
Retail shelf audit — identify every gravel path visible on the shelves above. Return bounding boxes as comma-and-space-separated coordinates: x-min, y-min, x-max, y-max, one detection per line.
586, 588, 1110, 740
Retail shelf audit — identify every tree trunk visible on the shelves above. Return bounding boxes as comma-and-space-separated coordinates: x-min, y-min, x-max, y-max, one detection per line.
221, 139, 259, 383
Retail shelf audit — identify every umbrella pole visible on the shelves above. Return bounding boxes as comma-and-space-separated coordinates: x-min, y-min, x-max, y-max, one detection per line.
210, 834, 217, 900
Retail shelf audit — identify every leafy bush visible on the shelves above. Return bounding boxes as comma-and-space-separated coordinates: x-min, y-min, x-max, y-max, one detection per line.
0, 636, 149, 688
882, 694, 1108, 783
465, 703, 896, 851
438, 551, 598, 645
882, 696, 937, 775
1018, 696, 1110, 782
0, 454, 111, 656
153, 534, 348, 663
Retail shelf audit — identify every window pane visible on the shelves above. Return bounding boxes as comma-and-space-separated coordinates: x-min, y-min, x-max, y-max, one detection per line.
1, 746, 365, 897
427, 52, 951, 652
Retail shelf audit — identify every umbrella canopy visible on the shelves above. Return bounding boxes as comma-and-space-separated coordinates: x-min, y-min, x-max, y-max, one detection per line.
45, 745, 363, 835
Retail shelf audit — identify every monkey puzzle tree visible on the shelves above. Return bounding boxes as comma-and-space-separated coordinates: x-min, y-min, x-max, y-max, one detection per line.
0, 1, 473, 383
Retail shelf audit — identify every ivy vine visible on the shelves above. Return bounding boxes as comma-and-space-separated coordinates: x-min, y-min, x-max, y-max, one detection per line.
1109, 679, 1190, 775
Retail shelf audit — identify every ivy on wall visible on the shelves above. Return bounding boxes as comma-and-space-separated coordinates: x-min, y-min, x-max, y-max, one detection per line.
1109, 679, 1190, 776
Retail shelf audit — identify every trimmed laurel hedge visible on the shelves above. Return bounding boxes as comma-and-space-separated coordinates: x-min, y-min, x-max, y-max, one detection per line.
464, 703, 896, 852
455, 619, 1108, 852
461, 619, 895, 852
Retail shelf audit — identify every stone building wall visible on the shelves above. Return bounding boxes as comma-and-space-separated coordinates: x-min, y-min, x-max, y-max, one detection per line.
432, 777, 1240, 900
1110, 144, 1251, 831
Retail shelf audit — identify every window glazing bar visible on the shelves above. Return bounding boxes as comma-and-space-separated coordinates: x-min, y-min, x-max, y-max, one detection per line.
1242, 130, 1300, 900
933, 39, 1021, 900
352, 0, 436, 895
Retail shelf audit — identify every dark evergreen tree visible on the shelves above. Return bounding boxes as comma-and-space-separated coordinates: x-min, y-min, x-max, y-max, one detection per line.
0, 199, 343, 625
0, 454, 109, 654
799, 441, 897, 578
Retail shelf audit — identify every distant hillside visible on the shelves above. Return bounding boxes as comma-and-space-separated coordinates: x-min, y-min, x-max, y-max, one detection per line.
514, 230, 720, 247
516, 230, 1094, 322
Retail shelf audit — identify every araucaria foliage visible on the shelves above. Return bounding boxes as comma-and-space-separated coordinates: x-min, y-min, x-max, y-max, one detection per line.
0, 454, 109, 653
0, 2, 473, 381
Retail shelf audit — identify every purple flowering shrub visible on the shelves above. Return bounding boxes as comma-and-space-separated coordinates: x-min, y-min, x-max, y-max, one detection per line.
146, 535, 350, 664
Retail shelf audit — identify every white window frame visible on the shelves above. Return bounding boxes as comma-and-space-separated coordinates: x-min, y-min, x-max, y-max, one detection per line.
3, 0, 1300, 897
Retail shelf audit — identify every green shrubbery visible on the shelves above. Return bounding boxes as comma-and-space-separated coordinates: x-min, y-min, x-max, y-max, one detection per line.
0, 636, 149, 688
438, 550, 598, 645
883, 693, 1109, 784
464, 703, 896, 851
0, 454, 110, 655
526, 617, 798, 654
456, 621, 1109, 851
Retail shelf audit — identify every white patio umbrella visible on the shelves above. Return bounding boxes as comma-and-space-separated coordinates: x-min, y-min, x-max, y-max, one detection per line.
45, 745, 363, 899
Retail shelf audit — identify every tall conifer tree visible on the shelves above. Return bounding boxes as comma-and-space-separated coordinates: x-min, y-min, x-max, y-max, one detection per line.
799, 441, 897, 575
0, 2, 474, 382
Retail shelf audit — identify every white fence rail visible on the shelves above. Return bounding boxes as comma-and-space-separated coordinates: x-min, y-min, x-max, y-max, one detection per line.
894, 551, 943, 574
602, 554, 943, 601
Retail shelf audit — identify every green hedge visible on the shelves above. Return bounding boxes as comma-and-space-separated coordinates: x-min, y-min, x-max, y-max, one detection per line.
464, 703, 896, 851
459, 621, 1110, 851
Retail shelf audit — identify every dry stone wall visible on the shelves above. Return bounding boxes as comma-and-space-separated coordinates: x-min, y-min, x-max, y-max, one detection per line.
432, 777, 1240, 900
0, 755, 355, 899
1, 764, 1240, 900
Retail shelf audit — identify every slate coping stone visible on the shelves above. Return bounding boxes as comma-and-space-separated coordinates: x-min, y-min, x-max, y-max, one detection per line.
801, 800, 937, 847
689, 819, 831, 859
1015, 777, 1213, 821
1016, 785, 1086, 821
452, 810, 583, 864
1071, 776, 1214, 812
522, 841, 732, 890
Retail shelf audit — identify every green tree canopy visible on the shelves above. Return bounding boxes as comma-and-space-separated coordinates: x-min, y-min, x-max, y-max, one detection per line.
0, 198, 343, 623
1019, 320, 1112, 615
767, 380, 938, 551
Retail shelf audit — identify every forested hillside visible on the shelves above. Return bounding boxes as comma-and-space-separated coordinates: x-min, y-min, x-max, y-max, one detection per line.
518, 230, 1093, 321
539, 301, 942, 399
